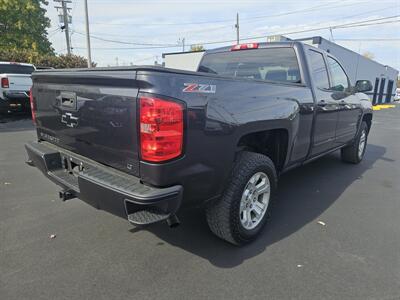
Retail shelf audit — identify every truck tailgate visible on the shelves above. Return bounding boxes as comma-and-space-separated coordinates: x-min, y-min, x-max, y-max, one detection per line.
32, 69, 141, 177
7, 74, 32, 91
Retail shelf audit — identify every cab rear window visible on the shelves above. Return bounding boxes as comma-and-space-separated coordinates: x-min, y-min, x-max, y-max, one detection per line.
198, 48, 301, 84
0, 64, 35, 74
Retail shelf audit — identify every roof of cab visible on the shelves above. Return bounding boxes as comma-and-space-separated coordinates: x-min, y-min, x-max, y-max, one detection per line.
0, 61, 35, 67
204, 41, 299, 54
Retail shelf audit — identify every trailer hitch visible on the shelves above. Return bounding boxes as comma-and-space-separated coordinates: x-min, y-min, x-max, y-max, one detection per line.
59, 190, 76, 201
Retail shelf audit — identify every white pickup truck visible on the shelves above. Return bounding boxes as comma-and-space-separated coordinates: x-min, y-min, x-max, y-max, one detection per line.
0, 62, 35, 114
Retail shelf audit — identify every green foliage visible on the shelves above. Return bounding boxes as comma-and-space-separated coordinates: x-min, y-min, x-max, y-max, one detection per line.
37, 54, 96, 69
0, 0, 53, 54
362, 51, 375, 60
190, 44, 205, 52
0, 48, 96, 69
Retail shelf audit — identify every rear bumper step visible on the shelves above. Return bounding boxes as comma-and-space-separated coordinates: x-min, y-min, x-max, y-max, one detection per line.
127, 207, 171, 225
25, 141, 183, 224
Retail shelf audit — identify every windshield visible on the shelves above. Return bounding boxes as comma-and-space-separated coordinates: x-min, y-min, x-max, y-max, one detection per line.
0, 64, 35, 74
198, 47, 301, 84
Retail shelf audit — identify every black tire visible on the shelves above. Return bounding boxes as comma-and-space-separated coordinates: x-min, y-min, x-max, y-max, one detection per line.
206, 151, 277, 245
341, 121, 369, 164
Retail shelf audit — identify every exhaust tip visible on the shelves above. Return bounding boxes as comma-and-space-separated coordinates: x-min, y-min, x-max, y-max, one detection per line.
166, 214, 180, 228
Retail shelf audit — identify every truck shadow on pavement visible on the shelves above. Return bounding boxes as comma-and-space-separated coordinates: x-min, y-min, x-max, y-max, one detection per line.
0, 113, 33, 132
133, 144, 387, 268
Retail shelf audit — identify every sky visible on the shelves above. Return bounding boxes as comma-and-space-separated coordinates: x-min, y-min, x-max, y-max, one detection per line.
45, 0, 400, 70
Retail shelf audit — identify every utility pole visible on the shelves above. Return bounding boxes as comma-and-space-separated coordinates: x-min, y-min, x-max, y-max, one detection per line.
329, 27, 335, 42
54, 0, 72, 55
178, 38, 185, 52
235, 13, 239, 44
83, 0, 92, 67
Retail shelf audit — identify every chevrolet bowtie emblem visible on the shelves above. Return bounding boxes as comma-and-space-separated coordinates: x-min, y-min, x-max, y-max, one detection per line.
61, 112, 79, 128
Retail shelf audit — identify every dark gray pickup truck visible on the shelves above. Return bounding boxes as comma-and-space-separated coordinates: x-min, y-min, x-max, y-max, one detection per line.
26, 41, 373, 245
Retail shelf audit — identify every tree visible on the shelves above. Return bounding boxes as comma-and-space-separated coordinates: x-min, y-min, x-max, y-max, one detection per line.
0, 49, 96, 68
37, 54, 96, 69
0, 0, 53, 54
362, 51, 375, 60
190, 44, 205, 52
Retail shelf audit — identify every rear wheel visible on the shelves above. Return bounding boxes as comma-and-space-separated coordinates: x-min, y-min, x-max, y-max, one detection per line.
206, 151, 277, 245
341, 121, 369, 164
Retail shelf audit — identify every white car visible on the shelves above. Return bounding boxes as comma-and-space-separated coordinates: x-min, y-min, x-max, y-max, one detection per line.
0, 61, 35, 114
394, 88, 400, 101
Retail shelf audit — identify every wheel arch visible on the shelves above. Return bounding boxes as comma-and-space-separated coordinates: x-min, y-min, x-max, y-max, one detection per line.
362, 113, 373, 133
236, 127, 290, 173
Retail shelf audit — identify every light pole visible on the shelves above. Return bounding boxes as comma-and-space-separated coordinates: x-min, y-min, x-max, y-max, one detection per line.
84, 0, 92, 68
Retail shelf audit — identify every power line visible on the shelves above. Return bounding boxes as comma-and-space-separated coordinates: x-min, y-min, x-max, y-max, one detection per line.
74, 1, 368, 27
240, 5, 396, 27
337, 19, 399, 29
239, 1, 364, 24
74, 15, 399, 48
335, 38, 400, 41
330, 15, 400, 27
78, 2, 335, 26
67, 1, 397, 45
48, 28, 61, 38
73, 17, 400, 51
79, 6, 396, 43
73, 30, 179, 46
197, 15, 400, 46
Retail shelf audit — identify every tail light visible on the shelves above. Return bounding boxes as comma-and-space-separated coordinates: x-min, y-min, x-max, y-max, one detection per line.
139, 96, 184, 162
231, 43, 259, 51
29, 87, 36, 124
1, 77, 9, 88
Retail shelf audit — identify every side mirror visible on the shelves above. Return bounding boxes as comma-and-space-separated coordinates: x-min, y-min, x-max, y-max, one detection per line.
355, 80, 373, 93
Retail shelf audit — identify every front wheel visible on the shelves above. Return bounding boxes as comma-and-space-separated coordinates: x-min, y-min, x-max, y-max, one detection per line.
341, 121, 369, 164
206, 151, 277, 245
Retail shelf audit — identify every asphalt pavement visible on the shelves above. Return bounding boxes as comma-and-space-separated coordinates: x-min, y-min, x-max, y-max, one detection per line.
1, 106, 399, 300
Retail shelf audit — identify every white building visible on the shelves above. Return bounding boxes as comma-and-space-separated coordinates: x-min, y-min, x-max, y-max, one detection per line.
162, 51, 205, 72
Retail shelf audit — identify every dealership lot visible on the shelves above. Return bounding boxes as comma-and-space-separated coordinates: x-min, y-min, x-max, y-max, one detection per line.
1, 106, 399, 300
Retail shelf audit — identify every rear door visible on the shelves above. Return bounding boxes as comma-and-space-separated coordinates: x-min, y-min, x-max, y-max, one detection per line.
326, 56, 362, 145
307, 49, 340, 156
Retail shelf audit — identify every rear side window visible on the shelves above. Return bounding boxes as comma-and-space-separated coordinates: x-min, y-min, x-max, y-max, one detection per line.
198, 48, 301, 83
308, 50, 329, 90
0, 64, 35, 74
327, 56, 349, 92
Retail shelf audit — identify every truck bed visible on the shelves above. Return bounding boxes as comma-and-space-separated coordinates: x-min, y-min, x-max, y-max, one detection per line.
32, 65, 306, 179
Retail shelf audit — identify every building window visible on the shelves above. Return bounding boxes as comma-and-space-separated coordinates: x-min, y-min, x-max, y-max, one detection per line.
372, 77, 379, 104
385, 80, 394, 103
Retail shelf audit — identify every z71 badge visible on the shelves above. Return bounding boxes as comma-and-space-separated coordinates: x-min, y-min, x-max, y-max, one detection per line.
183, 83, 216, 94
